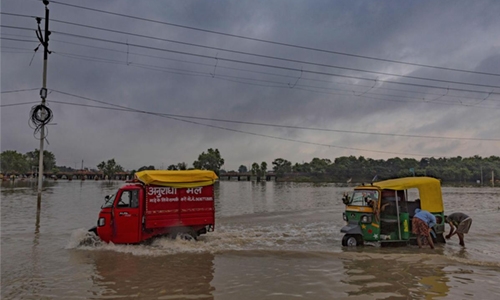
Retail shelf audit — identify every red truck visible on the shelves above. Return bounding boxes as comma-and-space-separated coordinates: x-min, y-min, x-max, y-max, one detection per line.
90, 170, 218, 244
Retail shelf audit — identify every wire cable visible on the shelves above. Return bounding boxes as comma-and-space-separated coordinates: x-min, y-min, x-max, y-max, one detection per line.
45, 98, 436, 157
42, 38, 498, 103
1, 23, 499, 95
52, 51, 500, 108
29, 103, 53, 137
49, 30, 500, 95
46, 18, 500, 89
47, 1, 500, 77
49, 89, 500, 142
0, 101, 40, 107
0, 37, 39, 43
1, 88, 39, 94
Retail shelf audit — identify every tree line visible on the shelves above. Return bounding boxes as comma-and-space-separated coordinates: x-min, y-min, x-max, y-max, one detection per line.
0, 148, 224, 180
1, 150, 57, 174
252, 155, 500, 185
2, 149, 499, 185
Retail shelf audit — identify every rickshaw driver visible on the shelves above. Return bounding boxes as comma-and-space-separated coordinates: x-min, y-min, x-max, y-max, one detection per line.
366, 194, 390, 222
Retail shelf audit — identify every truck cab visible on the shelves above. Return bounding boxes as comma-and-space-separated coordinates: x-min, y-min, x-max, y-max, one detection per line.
97, 184, 143, 243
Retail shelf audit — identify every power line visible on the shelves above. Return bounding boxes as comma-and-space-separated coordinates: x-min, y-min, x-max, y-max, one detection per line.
1, 88, 39, 94
0, 11, 39, 19
49, 30, 500, 96
2, 23, 499, 97
52, 50, 499, 108
0, 101, 40, 107
47, 98, 496, 158
0, 37, 38, 43
3, 91, 492, 157
44, 37, 498, 103
0, 25, 35, 31
2, 19, 497, 110
48, 1, 500, 77
49, 89, 500, 142
3, 30, 491, 108
44, 98, 437, 157
46, 17, 500, 89
1, 45, 35, 52
11, 28, 491, 104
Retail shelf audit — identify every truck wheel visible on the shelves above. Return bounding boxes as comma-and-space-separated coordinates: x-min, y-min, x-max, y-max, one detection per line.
173, 231, 197, 241
178, 232, 194, 241
342, 234, 363, 247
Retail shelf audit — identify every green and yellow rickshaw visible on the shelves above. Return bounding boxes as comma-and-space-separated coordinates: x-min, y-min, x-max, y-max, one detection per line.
340, 177, 446, 246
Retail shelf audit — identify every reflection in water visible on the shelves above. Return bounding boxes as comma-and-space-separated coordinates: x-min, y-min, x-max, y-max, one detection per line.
341, 252, 450, 299
0, 179, 55, 192
84, 251, 215, 299
210, 252, 347, 299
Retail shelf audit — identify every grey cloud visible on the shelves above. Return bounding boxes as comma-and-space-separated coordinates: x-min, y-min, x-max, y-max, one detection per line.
1, 0, 499, 171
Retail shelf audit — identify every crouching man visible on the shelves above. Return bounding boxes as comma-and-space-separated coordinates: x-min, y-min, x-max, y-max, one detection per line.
445, 212, 472, 247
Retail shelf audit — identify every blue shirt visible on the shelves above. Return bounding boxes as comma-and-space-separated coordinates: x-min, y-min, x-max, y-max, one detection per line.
414, 208, 436, 228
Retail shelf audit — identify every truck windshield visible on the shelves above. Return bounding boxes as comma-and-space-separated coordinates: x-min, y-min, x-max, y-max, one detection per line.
102, 194, 115, 208
350, 190, 379, 206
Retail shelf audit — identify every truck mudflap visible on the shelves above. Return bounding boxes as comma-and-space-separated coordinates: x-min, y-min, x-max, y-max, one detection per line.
340, 221, 363, 235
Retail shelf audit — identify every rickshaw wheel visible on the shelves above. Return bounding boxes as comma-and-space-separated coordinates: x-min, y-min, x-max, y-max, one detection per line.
342, 234, 363, 247
434, 233, 446, 244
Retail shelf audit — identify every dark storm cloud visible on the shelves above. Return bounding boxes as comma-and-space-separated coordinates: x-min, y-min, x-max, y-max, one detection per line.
1, 0, 499, 170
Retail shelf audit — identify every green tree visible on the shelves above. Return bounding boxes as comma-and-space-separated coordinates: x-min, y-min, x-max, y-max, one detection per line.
260, 162, 267, 177
310, 157, 331, 174
458, 167, 472, 184
193, 148, 224, 175
52, 166, 60, 175
97, 159, 124, 180
25, 149, 56, 172
138, 165, 156, 171
272, 158, 292, 176
0, 150, 30, 174
251, 162, 260, 176
238, 165, 248, 173
166, 162, 187, 170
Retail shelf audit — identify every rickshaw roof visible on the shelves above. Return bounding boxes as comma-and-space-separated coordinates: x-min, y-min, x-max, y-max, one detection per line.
357, 177, 443, 212
373, 177, 441, 190
135, 170, 218, 188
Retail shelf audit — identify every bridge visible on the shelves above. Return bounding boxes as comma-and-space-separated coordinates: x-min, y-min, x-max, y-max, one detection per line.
2, 170, 132, 181
220, 172, 277, 181
3, 171, 278, 182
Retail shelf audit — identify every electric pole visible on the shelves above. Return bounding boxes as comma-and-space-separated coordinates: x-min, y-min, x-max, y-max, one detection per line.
36, 0, 50, 219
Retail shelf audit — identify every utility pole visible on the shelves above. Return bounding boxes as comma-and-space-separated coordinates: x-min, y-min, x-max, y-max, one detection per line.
480, 166, 483, 186
36, 0, 50, 218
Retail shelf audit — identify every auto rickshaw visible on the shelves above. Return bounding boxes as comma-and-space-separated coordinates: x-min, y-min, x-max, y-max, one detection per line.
340, 177, 446, 246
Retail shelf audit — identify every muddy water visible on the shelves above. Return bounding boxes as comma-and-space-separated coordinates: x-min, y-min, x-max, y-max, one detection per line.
1, 180, 500, 299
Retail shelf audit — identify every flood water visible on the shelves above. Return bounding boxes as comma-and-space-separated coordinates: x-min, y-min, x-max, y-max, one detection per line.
1, 180, 500, 299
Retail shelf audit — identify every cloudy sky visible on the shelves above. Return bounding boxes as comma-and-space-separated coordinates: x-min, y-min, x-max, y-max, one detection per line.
1, 0, 499, 171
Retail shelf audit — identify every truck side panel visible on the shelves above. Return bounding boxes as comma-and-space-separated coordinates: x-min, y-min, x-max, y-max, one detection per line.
144, 185, 214, 229
179, 185, 215, 227
145, 186, 181, 229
